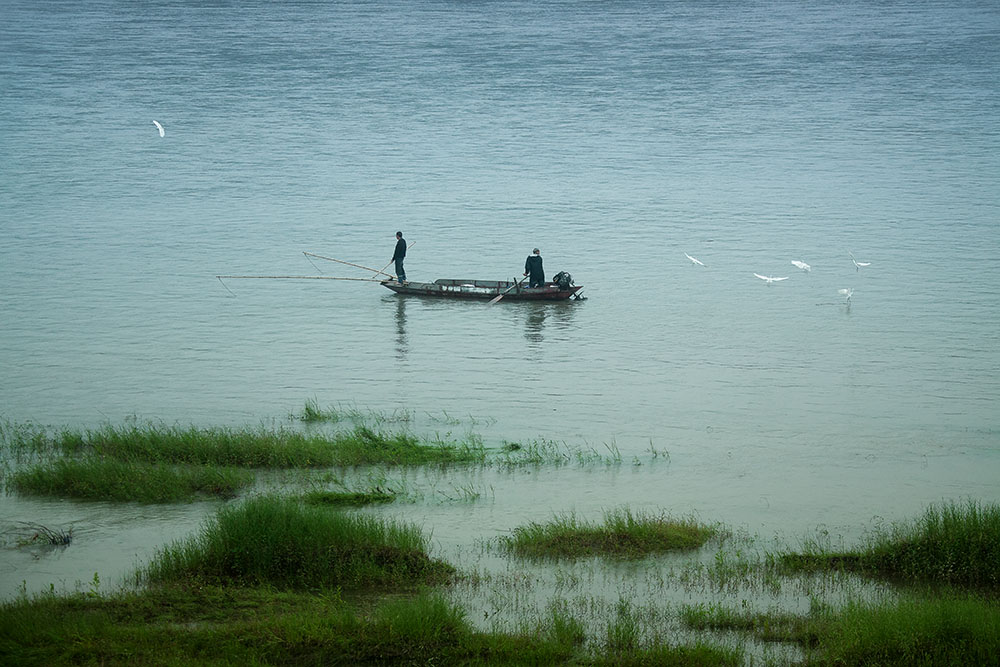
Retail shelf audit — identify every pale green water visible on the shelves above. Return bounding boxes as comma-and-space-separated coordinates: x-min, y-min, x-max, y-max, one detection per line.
2, 2, 998, 640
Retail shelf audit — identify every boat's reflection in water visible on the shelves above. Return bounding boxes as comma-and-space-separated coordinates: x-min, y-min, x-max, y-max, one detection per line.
388, 294, 581, 361
522, 301, 578, 348
394, 296, 408, 360
524, 306, 546, 345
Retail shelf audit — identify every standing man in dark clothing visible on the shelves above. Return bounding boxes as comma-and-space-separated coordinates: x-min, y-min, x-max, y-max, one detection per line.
392, 231, 407, 283
524, 248, 544, 288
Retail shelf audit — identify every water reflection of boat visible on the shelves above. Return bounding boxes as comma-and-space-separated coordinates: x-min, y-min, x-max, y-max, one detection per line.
381, 278, 583, 301
394, 296, 408, 359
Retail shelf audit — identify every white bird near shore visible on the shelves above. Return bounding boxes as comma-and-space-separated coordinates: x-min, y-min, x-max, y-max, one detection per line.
791, 260, 811, 272
838, 288, 853, 302
684, 253, 705, 266
850, 252, 870, 271
152, 120, 165, 137
754, 273, 788, 285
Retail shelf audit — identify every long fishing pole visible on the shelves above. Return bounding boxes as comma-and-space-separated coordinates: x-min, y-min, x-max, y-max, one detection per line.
302, 253, 393, 278
216, 275, 387, 282
215, 274, 389, 296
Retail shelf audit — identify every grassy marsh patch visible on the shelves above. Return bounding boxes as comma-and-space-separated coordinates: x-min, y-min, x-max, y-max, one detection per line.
682, 595, 1000, 666
16, 422, 485, 468
0, 585, 743, 666
502, 508, 718, 560
301, 488, 397, 506
7, 458, 251, 503
3, 419, 667, 476
138, 494, 454, 590
803, 595, 1000, 666
681, 601, 818, 644
779, 501, 1000, 588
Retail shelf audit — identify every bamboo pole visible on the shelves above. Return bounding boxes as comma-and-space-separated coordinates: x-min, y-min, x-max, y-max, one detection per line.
302, 252, 393, 278
215, 275, 387, 282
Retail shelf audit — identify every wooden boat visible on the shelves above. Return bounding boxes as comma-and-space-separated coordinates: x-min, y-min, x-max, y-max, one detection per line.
215, 254, 584, 302
381, 278, 583, 301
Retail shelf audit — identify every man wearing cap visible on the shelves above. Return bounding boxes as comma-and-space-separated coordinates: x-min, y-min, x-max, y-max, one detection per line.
524, 248, 544, 288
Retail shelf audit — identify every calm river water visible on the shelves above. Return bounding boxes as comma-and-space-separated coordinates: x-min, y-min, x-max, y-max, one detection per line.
2, 0, 998, 613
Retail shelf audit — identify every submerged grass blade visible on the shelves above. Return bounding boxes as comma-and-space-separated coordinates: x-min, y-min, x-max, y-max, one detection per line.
680, 602, 816, 644
14, 522, 74, 547
301, 488, 397, 506
296, 399, 413, 425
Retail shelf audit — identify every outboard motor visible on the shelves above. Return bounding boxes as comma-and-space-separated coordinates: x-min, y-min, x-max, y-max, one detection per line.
552, 271, 573, 290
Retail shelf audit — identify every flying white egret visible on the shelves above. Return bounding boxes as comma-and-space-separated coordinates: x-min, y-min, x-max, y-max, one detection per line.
849, 252, 870, 271
790, 260, 811, 272
684, 253, 705, 266
152, 120, 165, 137
838, 288, 853, 302
753, 273, 789, 285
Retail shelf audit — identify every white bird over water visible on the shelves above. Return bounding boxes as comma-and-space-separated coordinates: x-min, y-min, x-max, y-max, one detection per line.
791, 260, 811, 272
152, 120, 165, 137
754, 273, 789, 285
684, 253, 705, 266
850, 252, 870, 271
838, 288, 854, 302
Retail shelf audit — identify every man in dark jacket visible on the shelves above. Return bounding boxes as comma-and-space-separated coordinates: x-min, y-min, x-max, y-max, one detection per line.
524, 248, 544, 288
391, 231, 407, 283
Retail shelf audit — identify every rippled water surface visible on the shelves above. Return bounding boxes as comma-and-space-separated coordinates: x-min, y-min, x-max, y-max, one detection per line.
2, 0, 999, 607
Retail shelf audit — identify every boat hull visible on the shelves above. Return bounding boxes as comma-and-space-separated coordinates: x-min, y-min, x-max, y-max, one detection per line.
381, 279, 582, 301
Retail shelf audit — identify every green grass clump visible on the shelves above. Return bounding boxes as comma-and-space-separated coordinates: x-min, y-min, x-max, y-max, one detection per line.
329, 427, 486, 466
298, 398, 370, 423
597, 597, 742, 665
299, 397, 342, 423
7, 458, 252, 503
13, 522, 74, 547
806, 596, 1000, 666
138, 494, 453, 589
0, 585, 741, 666
502, 507, 718, 560
681, 602, 818, 644
39, 422, 483, 468
681, 596, 1000, 666
296, 399, 413, 425
301, 488, 397, 506
50, 423, 341, 467
780, 501, 1000, 588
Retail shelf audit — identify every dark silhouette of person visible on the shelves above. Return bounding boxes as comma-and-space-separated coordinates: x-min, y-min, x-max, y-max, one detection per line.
524, 248, 544, 288
391, 231, 407, 283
